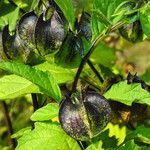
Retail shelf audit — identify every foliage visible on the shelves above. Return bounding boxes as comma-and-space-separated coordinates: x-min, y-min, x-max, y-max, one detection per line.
104, 81, 150, 105
0, 0, 150, 150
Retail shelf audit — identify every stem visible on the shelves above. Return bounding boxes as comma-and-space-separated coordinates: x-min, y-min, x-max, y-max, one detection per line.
72, 22, 124, 93
77, 141, 85, 150
87, 59, 104, 83
72, 33, 105, 93
31, 94, 38, 111
1, 101, 16, 149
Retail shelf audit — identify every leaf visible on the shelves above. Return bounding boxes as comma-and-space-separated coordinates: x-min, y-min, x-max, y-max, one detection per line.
104, 81, 150, 106
90, 130, 117, 150
91, 0, 138, 39
16, 122, 81, 150
31, 103, 59, 121
105, 123, 126, 146
141, 67, 150, 83
86, 141, 103, 150
0, 3, 20, 31
54, 0, 75, 31
0, 61, 62, 102
11, 127, 31, 139
90, 43, 116, 68
117, 140, 140, 150
13, 0, 39, 12
125, 125, 150, 144
90, 123, 126, 149
112, 1, 138, 24
35, 62, 74, 84
140, 3, 150, 38
0, 74, 41, 100
91, 0, 124, 39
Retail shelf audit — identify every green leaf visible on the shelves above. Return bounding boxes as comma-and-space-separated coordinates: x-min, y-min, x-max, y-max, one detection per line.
35, 62, 74, 84
16, 122, 81, 150
141, 67, 150, 83
112, 1, 139, 24
117, 140, 140, 150
91, 0, 138, 39
125, 125, 150, 144
0, 74, 41, 100
13, 0, 39, 11
90, 130, 117, 150
105, 123, 126, 146
11, 127, 31, 139
140, 3, 150, 38
54, 0, 75, 31
90, 43, 116, 68
90, 123, 126, 149
104, 81, 150, 106
86, 141, 103, 150
0, 3, 20, 31
30, 103, 59, 121
91, 0, 124, 39
0, 61, 62, 102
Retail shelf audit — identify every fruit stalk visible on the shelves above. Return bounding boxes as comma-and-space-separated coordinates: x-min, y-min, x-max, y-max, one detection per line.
1, 101, 16, 150
87, 59, 104, 83
72, 22, 124, 93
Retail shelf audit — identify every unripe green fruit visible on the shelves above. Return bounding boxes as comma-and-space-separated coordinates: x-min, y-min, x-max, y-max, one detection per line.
59, 91, 111, 141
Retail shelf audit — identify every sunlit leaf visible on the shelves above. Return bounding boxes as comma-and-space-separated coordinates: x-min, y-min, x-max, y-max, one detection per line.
0, 61, 62, 102
104, 81, 150, 106
16, 122, 81, 150
35, 62, 74, 84
11, 127, 31, 139
0, 74, 40, 100
105, 123, 126, 146
0, 3, 19, 31
31, 103, 59, 121
91, 0, 124, 39
91, 0, 137, 39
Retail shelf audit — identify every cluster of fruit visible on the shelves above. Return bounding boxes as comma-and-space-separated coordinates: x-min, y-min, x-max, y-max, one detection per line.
0, 4, 112, 141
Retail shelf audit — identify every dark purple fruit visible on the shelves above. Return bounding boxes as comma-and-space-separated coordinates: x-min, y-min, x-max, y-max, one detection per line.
55, 31, 84, 68
17, 11, 38, 48
2, 25, 17, 60
2, 25, 33, 63
35, 10, 65, 55
59, 91, 111, 141
0, 31, 8, 61
79, 12, 92, 41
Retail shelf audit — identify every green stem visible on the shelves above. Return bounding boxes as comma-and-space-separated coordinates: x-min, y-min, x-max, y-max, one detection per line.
87, 59, 104, 83
1, 101, 16, 150
72, 22, 124, 93
77, 141, 85, 150
72, 33, 105, 93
